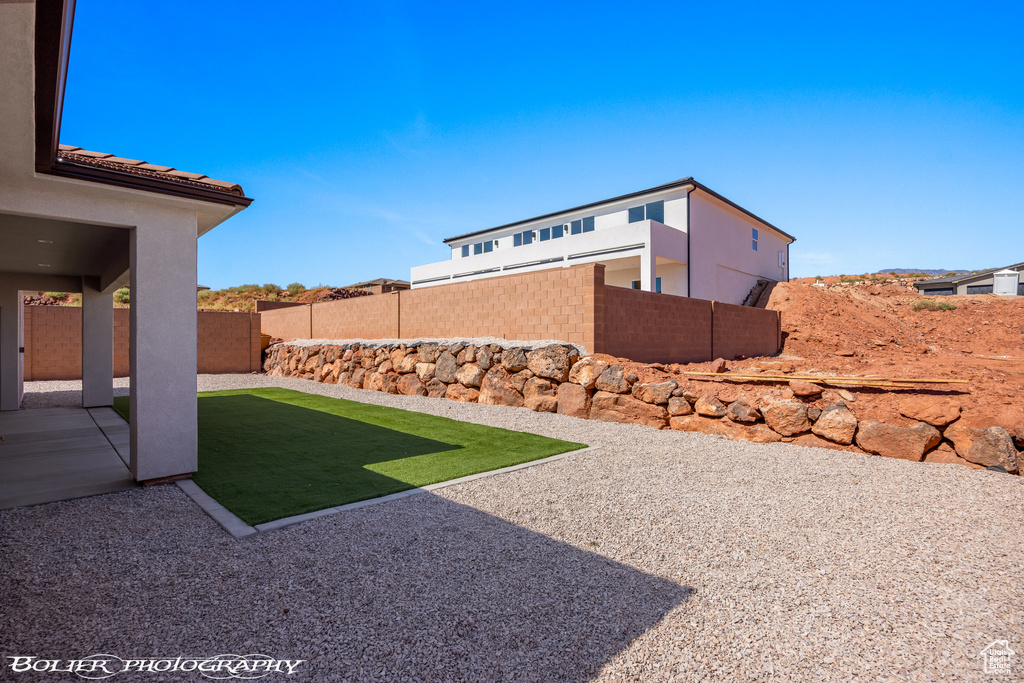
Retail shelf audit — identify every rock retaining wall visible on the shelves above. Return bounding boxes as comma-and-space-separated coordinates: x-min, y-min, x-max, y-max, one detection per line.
263, 341, 1021, 475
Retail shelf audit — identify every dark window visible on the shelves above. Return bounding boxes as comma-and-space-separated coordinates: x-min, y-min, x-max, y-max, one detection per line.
521, 230, 532, 245
513, 233, 522, 247
631, 278, 662, 292
628, 206, 645, 223
752, 228, 759, 241
631, 280, 640, 289
645, 201, 664, 223
461, 245, 469, 257
752, 240, 758, 251
474, 242, 483, 255
483, 240, 493, 253
539, 227, 550, 241
552, 224, 564, 238
571, 220, 582, 235
1019, 282, 1024, 296
924, 288, 954, 296
582, 216, 595, 232
967, 284, 993, 295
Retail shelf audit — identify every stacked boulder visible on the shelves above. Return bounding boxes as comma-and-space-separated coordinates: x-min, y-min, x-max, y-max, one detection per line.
263, 342, 1020, 474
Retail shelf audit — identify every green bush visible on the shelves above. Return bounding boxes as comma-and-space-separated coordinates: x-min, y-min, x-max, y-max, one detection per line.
113, 288, 130, 305
44, 291, 66, 299
197, 290, 214, 302
261, 283, 281, 296
913, 300, 956, 312
286, 282, 305, 296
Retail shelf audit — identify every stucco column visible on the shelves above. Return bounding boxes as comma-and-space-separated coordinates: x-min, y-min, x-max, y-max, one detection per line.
640, 244, 657, 292
129, 214, 198, 481
81, 277, 113, 408
0, 287, 23, 411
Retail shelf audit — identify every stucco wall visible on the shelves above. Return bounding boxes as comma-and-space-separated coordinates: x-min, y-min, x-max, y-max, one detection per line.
686, 191, 789, 304
22, 307, 261, 380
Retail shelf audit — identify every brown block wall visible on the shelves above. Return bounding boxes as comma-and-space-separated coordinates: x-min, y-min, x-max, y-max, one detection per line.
399, 264, 599, 350
712, 302, 782, 360
197, 311, 263, 374
260, 304, 312, 340
598, 285, 714, 363
254, 300, 307, 313
312, 293, 400, 340
23, 307, 260, 380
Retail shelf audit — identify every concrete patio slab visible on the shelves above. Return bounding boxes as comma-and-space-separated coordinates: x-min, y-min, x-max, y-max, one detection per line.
0, 407, 137, 509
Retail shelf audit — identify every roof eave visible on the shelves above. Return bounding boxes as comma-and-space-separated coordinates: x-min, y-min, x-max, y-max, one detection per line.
441, 178, 796, 245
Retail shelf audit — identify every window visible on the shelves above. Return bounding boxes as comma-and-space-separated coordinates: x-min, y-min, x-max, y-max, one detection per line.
752, 228, 758, 252
570, 217, 594, 234
570, 220, 582, 235
631, 277, 662, 292
752, 240, 758, 251
473, 240, 494, 254
552, 224, 564, 239
484, 240, 493, 253
513, 230, 533, 246
628, 201, 664, 223
582, 216, 595, 232
474, 242, 483, 255
752, 228, 759, 241
461, 245, 469, 257
521, 231, 532, 245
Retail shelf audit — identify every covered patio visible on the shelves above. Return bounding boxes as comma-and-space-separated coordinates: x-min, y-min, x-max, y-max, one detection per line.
0, 0, 251, 496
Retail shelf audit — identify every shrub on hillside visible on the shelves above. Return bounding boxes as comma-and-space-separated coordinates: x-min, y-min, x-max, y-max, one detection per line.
913, 300, 956, 312
286, 283, 305, 296
113, 288, 130, 305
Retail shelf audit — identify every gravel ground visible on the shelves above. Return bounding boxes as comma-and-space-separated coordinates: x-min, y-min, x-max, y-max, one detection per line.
2, 374, 1022, 681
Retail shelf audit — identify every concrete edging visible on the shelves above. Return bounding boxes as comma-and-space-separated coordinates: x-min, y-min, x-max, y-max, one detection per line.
177, 445, 599, 539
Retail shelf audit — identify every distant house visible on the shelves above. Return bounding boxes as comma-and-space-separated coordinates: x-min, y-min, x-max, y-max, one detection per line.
915, 262, 1024, 296
410, 179, 796, 306
347, 278, 410, 295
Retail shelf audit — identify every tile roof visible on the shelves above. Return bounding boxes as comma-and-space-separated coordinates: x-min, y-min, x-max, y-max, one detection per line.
56, 145, 246, 197
347, 278, 411, 288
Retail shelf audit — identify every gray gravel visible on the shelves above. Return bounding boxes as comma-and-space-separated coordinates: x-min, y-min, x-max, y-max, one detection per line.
2, 374, 1022, 681
277, 336, 588, 354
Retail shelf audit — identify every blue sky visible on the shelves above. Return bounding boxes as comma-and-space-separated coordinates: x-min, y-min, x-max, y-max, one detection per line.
61, 1, 1023, 287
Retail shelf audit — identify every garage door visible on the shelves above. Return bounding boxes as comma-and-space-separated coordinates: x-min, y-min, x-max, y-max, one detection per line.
1019, 282, 1024, 296
923, 288, 954, 296
967, 285, 993, 295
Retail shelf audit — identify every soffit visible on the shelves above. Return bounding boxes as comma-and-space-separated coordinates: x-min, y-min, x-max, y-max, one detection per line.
0, 212, 128, 278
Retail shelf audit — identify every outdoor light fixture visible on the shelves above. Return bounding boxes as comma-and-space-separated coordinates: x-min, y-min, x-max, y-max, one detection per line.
37, 239, 53, 244
37, 263, 51, 267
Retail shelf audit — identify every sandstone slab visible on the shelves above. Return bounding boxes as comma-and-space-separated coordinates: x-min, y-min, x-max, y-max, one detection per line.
397, 374, 427, 397
524, 378, 558, 413
898, 398, 961, 427
855, 420, 941, 462
694, 395, 727, 418
556, 382, 591, 418
668, 397, 693, 417
811, 402, 858, 445
445, 384, 479, 403
944, 423, 1019, 472
762, 400, 811, 436
527, 345, 572, 382
595, 365, 629, 394
591, 391, 667, 428
455, 363, 485, 388
569, 357, 609, 389
478, 367, 524, 408
726, 400, 760, 423
434, 351, 459, 383
633, 381, 677, 405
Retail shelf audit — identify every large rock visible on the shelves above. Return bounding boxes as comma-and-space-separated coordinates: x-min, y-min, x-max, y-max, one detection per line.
478, 366, 525, 407
346, 367, 366, 389
590, 391, 667, 428
501, 347, 528, 372
527, 345, 573, 382
668, 397, 693, 416
855, 420, 941, 461
445, 384, 479, 403
568, 357, 609, 389
944, 423, 1019, 472
476, 346, 493, 371
898, 398, 961, 427
923, 444, 985, 470
363, 371, 385, 392
694, 395, 727, 418
811, 402, 858, 445
726, 400, 760, 423
455, 363, 486, 388
509, 369, 533, 393
632, 380, 677, 405
415, 362, 436, 382
434, 350, 459, 383
595, 365, 629, 394
788, 380, 822, 397
556, 382, 590, 418
397, 352, 420, 374
762, 400, 811, 436
397, 374, 427, 396
523, 377, 558, 413
426, 378, 447, 399
418, 343, 439, 363
389, 347, 406, 368
669, 416, 730, 437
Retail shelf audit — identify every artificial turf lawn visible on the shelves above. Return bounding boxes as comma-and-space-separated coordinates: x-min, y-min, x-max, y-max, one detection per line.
112, 388, 585, 525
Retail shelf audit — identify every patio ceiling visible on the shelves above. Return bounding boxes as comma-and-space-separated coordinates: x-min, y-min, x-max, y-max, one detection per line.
0, 212, 128, 280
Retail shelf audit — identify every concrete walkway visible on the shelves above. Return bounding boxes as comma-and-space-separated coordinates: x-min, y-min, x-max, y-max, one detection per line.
0, 406, 136, 510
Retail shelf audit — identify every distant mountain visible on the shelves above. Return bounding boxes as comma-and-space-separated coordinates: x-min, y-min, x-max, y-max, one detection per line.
880, 268, 968, 276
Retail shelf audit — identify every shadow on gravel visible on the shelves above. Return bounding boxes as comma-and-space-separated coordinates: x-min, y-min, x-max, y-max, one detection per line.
0, 490, 693, 682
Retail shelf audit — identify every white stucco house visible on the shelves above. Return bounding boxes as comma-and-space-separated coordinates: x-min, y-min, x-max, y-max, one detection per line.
410, 179, 795, 304
1, 0, 250, 485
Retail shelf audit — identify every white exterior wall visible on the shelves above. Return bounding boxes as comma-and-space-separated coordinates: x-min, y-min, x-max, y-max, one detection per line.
687, 191, 790, 304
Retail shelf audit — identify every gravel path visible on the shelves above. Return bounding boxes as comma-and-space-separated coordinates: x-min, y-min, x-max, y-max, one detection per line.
2, 375, 1022, 681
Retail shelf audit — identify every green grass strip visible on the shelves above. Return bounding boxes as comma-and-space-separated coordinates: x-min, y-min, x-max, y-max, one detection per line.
113, 388, 585, 525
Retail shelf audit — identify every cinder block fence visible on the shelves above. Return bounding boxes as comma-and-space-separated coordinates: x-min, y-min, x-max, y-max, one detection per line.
22, 307, 262, 380
261, 264, 781, 363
